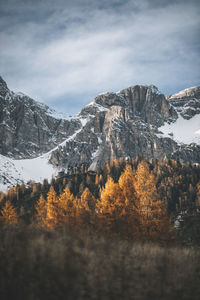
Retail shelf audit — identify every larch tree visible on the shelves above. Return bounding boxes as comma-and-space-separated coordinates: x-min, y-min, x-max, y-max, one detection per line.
57, 187, 75, 227
118, 165, 140, 238
80, 187, 96, 212
119, 165, 137, 208
134, 161, 173, 241
1, 200, 18, 225
35, 195, 46, 226
76, 187, 96, 230
45, 186, 59, 228
97, 176, 125, 235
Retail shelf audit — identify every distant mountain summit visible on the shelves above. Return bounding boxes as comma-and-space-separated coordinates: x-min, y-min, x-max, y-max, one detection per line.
0, 75, 200, 191
168, 86, 200, 100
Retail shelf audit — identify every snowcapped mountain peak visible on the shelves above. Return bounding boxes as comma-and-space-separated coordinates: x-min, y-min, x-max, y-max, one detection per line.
169, 86, 200, 100
0, 74, 200, 192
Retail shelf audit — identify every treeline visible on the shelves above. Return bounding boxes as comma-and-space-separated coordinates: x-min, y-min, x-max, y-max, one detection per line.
0, 158, 200, 241
0, 161, 175, 242
1, 157, 200, 219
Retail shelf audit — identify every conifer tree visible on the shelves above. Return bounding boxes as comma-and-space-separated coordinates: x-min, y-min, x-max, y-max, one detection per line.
41, 179, 49, 193
118, 165, 140, 237
45, 186, 59, 228
1, 200, 18, 225
119, 165, 137, 208
35, 195, 46, 226
97, 176, 125, 234
134, 161, 172, 241
134, 161, 158, 210
57, 187, 75, 226
80, 187, 96, 212
20, 182, 26, 194
76, 188, 96, 230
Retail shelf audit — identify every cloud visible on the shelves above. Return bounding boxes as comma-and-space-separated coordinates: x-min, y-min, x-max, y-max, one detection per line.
0, 0, 200, 114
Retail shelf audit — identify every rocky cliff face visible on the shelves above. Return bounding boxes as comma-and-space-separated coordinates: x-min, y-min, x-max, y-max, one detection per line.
168, 87, 200, 120
0, 76, 81, 158
0, 75, 200, 191
49, 85, 200, 171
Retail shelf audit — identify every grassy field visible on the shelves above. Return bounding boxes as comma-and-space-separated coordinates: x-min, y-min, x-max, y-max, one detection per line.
0, 226, 200, 300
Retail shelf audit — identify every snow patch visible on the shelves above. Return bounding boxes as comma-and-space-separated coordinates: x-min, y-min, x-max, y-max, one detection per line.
0, 153, 57, 193
84, 101, 108, 112
195, 129, 200, 135
89, 147, 100, 171
91, 146, 100, 159
79, 117, 90, 127
158, 113, 200, 145
97, 136, 102, 144
0, 127, 83, 192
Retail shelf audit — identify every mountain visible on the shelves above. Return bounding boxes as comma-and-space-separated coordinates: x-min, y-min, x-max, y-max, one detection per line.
49, 85, 200, 170
0, 76, 81, 159
0, 75, 200, 192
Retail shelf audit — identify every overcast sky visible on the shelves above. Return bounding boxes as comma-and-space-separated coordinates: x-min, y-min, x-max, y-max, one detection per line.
0, 0, 200, 114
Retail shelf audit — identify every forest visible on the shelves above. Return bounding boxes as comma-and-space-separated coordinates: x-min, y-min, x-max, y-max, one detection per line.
0, 157, 200, 243
0, 158, 200, 299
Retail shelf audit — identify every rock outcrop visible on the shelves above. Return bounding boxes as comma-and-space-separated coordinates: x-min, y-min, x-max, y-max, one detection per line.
49, 85, 200, 171
0, 76, 81, 158
168, 86, 200, 120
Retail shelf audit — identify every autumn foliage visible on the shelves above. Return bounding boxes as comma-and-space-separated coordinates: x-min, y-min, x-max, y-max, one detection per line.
23, 161, 174, 242
0, 200, 18, 225
0, 161, 175, 242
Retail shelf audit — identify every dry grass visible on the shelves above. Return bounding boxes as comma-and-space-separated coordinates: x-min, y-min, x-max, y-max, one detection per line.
0, 225, 199, 300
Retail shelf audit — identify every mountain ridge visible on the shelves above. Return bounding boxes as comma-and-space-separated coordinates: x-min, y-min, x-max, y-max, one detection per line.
0, 75, 81, 159
0, 75, 200, 191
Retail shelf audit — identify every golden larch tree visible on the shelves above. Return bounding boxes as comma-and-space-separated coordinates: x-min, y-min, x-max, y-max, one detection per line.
1, 200, 18, 225
57, 187, 75, 226
134, 161, 173, 241
35, 195, 46, 226
76, 187, 96, 230
118, 165, 140, 238
97, 176, 125, 234
79, 187, 96, 212
45, 186, 59, 228
119, 165, 137, 208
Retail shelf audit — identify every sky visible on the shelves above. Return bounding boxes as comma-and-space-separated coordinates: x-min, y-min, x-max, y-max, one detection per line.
0, 0, 200, 115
